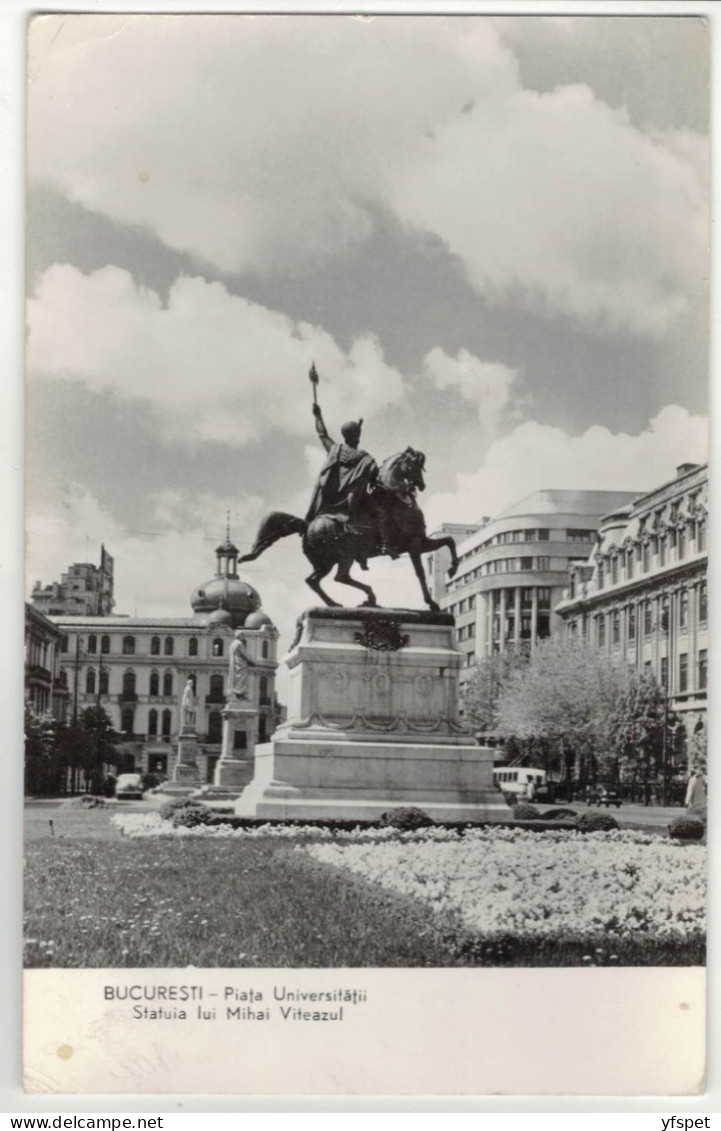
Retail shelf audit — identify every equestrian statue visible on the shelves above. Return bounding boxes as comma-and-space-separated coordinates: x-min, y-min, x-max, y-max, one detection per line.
238, 365, 459, 611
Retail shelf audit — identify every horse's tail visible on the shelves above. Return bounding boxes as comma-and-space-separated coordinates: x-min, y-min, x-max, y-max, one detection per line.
238, 511, 307, 563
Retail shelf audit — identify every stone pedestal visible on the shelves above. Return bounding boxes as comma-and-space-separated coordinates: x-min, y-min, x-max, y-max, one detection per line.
235, 607, 504, 821
212, 700, 257, 791
173, 726, 201, 785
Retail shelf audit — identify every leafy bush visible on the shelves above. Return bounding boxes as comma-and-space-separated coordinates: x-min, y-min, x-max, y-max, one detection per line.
542, 808, 578, 821
668, 815, 705, 842
577, 810, 619, 833
171, 802, 213, 829
159, 796, 202, 822
513, 803, 541, 821
379, 807, 434, 831
70, 795, 107, 808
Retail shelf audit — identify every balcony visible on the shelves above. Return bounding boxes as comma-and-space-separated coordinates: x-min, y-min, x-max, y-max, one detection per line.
119, 691, 138, 702
26, 664, 52, 684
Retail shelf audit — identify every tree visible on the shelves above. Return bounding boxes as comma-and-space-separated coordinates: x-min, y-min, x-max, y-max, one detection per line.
24, 697, 61, 796
496, 635, 632, 793
610, 671, 682, 803
77, 705, 120, 793
461, 649, 530, 734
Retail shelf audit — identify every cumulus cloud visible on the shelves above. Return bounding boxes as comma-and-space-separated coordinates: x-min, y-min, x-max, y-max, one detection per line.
425, 405, 709, 528
423, 347, 518, 440
28, 14, 707, 336
27, 265, 405, 444
390, 83, 707, 336
28, 16, 514, 276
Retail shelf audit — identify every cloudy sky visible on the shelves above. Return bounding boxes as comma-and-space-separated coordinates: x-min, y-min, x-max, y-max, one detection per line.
25, 13, 709, 652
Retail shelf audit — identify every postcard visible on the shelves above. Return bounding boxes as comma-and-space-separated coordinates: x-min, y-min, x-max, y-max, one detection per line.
22, 10, 708, 1098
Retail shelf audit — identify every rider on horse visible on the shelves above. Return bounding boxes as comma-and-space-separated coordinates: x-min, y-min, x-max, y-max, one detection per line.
307, 404, 395, 567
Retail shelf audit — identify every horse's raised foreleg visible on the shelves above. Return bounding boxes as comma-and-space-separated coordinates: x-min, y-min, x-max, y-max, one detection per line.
418, 534, 459, 578
334, 561, 377, 607
410, 551, 440, 612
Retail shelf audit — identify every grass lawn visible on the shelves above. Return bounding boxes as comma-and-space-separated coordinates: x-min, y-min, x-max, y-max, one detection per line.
24, 806, 705, 969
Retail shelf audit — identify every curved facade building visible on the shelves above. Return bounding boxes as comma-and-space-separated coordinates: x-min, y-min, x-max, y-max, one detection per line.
428, 489, 637, 683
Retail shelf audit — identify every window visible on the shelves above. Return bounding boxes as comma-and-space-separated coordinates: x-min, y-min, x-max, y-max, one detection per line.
699, 581, 707, 623
660, 657, 668, 689
612, 611, 620, 646
626, 552, 634, 580
628, 605, 636, 642
208, 711, 223, 744
87, 634, 97, 654
536, 557, 550, 571
658, 536, 666, 567
122, 670, 136, 697
164, 636, 174, 656
679, 590, 689, 630
259, 676, 269, 703
163, 672, 173, 697
162, 709, 172, 737
611, 557, 619, 585
212, 638, 224, 657
696, 519, 706, 552
642, 542, 650, 572
60, 635, 69, 654
537, 529, 550, 541
677, 527, 686, 560
537, 588, 551, 607
258, 715, 268, 743
85, 668, 96, 695
520, 557, 533, 570
537, 614, 550, 639
597, 562, 604, 590
122, 635, 135, 655
699, 650, 708, 691
643, 602, 653, 635
99, 669, 109, 695
679, 653, 688, 693
189, 637, 199, 657
121, 707, 134, 734
524, 530, 536, 542
521, 615, 533, 638
261, 640, 269, 659
149, 671, 159, 696
209, 674, 224, 700
189, 673, 197, 692
151, 636, 161, 656
597, 616, 606, 646
101, 635, 110, 654
148, 709, 158, 737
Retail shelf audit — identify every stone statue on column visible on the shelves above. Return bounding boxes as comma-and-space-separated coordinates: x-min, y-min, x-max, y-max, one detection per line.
227, 631, 255, 700
181, 676, 197, 729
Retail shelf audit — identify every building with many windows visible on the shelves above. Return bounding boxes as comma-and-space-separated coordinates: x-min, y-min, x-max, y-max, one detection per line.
556, 463, 708, 735
426, 489, 638, 685
50, 534, 280, 781
24, 603, 69, 721
31, 545, 115, 617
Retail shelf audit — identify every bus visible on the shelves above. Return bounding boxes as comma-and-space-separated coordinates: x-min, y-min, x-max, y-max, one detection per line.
493, 767, 547, 800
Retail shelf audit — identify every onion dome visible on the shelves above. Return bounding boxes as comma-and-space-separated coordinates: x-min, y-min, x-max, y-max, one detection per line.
245, 608, 273, 630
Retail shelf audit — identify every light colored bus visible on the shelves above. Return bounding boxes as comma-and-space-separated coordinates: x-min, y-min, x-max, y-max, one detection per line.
493, 767, 547, 799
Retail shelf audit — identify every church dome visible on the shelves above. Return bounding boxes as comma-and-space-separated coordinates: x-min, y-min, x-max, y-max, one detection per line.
245, 608, 273, 630
191, 575, 261, 627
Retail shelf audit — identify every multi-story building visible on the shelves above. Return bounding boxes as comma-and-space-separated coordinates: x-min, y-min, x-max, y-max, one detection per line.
24, 603, 69, 721
427, 489, 638, 684
556, 463, 708, 736
31, 545, 115, 617
50, 534, 279, 781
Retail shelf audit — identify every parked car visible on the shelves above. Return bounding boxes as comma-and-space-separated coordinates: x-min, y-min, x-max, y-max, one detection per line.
115, 773, 144, 800
586, 786, 622, 808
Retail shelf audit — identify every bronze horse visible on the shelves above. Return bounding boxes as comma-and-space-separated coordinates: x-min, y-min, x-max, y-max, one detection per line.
238, 448, 459, 611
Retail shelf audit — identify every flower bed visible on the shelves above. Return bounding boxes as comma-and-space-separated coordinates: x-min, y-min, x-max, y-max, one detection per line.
306, 826, 706, 943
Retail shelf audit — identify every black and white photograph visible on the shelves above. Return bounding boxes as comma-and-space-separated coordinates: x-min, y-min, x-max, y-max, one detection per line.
21, 10, 708, 1096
